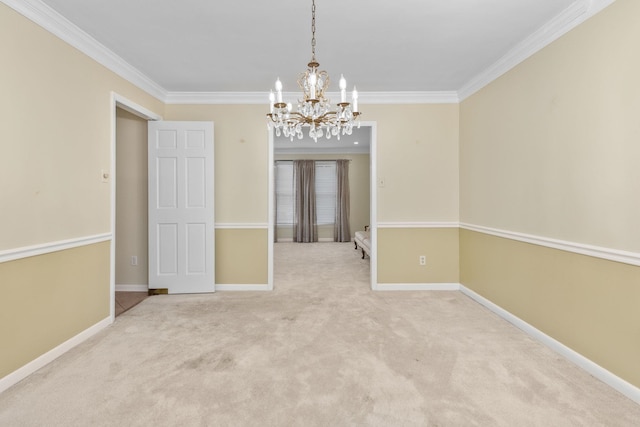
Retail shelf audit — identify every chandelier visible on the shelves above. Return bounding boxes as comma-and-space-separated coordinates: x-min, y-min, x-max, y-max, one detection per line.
267, 0, 361, 142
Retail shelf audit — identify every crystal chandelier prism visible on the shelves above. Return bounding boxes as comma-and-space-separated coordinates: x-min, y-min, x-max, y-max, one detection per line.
267, 0, 361, 142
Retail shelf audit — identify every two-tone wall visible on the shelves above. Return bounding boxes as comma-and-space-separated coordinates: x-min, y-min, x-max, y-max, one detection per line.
371, 104, 460, 286
3, 0, 638, 399
459, 0, 640, 389
163, 103, 461, 288
0, 3, 163, 383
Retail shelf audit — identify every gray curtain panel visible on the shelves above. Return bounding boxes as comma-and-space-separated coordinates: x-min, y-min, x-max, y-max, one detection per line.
293, 160, 318, 242
334, 159, 351, 242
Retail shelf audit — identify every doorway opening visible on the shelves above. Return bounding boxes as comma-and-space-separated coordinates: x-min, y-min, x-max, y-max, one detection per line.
109, 93, 162, 319
267, 122, 378, 291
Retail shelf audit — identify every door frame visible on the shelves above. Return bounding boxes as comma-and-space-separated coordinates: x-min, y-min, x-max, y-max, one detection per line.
110, 92, 162, 320
267, 121, 378, 290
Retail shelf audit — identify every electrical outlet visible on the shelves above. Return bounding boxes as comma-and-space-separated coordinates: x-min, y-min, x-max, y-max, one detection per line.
131, 256, 138, 266
419, 255, 426, 266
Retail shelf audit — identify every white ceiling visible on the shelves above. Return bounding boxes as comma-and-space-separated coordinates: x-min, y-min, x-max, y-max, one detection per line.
30, 0, 596, 97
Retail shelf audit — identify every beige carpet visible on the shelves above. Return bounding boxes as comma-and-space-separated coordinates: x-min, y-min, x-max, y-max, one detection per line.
1, 242, 639, 426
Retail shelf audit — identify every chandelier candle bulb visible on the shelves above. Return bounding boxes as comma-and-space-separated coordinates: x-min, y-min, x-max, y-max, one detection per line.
340, 75, 347, 102
309, 72, 317, 99
269, 91, 275, 113
352, 87, 358, 112
275, 78, 283, 103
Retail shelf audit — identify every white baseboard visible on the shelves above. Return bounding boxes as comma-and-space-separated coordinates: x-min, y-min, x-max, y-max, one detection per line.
0, 316, 112, 394
215, 284, 271, 291
459, 285, 640, 405
115, 284, 148, 292
375, 283, 461, 291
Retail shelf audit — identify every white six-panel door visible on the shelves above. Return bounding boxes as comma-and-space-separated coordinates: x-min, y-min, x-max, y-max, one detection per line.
148, 121, 215, 294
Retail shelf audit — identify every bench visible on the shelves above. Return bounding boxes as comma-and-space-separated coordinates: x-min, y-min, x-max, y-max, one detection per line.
354, 226, 371, 259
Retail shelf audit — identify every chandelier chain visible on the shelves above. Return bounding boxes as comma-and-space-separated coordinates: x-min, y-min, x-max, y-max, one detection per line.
311, 0, 316, 61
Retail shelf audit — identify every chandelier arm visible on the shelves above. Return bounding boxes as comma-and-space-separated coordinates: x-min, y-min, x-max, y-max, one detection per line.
314, 112, 338, 121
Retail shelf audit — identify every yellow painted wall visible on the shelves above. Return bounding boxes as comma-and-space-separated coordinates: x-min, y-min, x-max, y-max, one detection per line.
459, 0, 640, 388
0, 242, 111, 378
0, 3, 163, 381
460, 230, 640, 388
378, 228, 459, 284
216, 229, 268, 285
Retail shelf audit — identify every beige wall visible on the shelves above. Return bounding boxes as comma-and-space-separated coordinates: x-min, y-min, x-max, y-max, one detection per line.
1, 4, 163, 381
164, 105, 269, 224
371, 104, 459, 223
115, 109, 148, 285
0, 4, 164, 251
459, 0, 640, 389
275, 153, 370, 240
460, 0, 640, 253
165, 103, 459, 227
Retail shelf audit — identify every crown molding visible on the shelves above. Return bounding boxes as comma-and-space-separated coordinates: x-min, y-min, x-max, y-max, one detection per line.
2, 0, 167, 102
4, 0, 616, 105
458, 0, 617, 101
164, 90, 459, 105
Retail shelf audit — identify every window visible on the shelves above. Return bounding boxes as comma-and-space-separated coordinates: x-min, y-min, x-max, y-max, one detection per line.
275, 161, 336, 225
275, 162, 294, 225
314, 161, 337, 225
